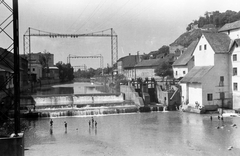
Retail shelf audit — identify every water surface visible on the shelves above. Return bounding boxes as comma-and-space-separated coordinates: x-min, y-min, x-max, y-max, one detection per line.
24, 112, 240, 156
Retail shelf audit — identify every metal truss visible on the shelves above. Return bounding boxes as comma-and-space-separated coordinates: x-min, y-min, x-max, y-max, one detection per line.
0, 0, 20, 135
72, 65, 87, 71
67, 54, 103, 69
0, 0, 14, 96
23, 27, 118, 67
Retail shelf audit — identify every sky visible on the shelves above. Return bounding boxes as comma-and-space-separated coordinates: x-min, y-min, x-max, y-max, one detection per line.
1, 0, 240, 69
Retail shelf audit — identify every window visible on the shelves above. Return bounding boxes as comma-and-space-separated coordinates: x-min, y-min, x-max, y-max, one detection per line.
175, 71, 178, 76
204, 44, 207, 50
32, 68, 35, 71
199, 45, 202, 51
233, 54, 237, 61
207, 94, 213, 101
233, 68, 237, 76
220, 92, 225, 99
183, 71, 186, 74
219, 76, 224, 86
234, 83, 238, 91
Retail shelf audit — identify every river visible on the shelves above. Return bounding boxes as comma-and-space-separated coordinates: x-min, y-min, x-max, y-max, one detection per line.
23, 82, 240, 156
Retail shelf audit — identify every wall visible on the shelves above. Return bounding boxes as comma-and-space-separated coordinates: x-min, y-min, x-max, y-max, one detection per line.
202, 53, 231, 108
120, 85, 144, 106
135, 67, 156, 79
188, 83, 202, 107
32, 93, 125, 106
193, 35, 215, 66
173, 66, 188, 79
230, 43, 240, 109
30, 63, 42, 79
222, 28, 240, 40
0, 133, 24, 156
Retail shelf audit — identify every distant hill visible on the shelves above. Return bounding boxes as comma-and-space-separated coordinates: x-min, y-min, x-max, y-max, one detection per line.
171, 10, 240, 48
144, 10, 240, 59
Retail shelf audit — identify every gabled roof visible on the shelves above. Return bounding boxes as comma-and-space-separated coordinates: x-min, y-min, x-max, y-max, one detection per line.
135, 58, 165, 68
118, 55, 139, 69
0, 64, 13, 73
172, 40, 198, 66
0, 47, 14, 70
229, 39, 240, 52
180, 66, 213, 83
218, 20, 240, 32
203, 32, 231, 53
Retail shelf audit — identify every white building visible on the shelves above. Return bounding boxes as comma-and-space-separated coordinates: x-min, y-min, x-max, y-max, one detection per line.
219, 20, 240, 110
180, 32, 231, 109
172, 40, 198, 79
218, 20, 240, 40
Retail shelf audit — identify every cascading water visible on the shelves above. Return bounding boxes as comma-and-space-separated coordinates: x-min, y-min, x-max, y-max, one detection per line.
32, 93, 140, 117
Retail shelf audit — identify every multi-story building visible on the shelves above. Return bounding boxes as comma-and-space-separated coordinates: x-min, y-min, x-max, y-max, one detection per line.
172, 40, 198, 79
117, 53, 140, 80
219, 20, 240, 110
180, 32, 231, 109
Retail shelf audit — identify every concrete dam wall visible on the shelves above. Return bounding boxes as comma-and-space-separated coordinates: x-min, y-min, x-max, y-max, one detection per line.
31, 93, 124, 106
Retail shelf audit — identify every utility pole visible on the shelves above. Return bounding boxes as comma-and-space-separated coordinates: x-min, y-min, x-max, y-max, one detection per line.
13, 0, 20, 135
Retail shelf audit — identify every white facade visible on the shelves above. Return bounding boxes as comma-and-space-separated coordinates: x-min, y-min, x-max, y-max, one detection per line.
188, 83, 202, 106
135, 68, 156, 79
221, 28, 240, 40
173, 66, 188, 79
193, 35, 215, 66
30, 63, 42, 79
230, 42, 240, 109
180, 33, 231, 108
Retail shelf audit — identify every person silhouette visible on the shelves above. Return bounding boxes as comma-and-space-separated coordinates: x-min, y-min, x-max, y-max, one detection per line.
95, 121, 97, 127
50, 119, 53, 127
64, 121, 67, 133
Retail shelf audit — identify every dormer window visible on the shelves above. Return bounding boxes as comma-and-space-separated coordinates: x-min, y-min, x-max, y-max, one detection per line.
199, 45, 202, 51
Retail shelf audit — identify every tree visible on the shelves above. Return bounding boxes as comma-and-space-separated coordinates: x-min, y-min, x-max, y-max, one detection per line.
56, 61, 74, 82
154, 61, 173, 79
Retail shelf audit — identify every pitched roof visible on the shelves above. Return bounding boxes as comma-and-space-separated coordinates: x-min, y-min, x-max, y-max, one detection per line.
235, 39, 240, 46
218, 20, 240, 32
0, 47, 14, 69
203, 32, 231, 53
135, 58, 165, 68
118, 55, 139, 69
172, 40, 198, 66
180, 66, 213, 83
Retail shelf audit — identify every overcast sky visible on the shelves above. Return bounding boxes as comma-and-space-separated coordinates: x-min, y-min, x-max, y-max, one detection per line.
1, 0, 240, 69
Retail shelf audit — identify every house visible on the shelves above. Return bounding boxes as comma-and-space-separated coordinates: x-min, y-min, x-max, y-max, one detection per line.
180, 32, 232, 110
117, 53, 140, 80
134, 58, 165, 79
21, 52, 54, 80
0, 48, 29, 98
219, 20, 240, 110
229, 39, 240, 110
218, 20, 240, 40
172, 40, 198, 79
48, 66, 59, 79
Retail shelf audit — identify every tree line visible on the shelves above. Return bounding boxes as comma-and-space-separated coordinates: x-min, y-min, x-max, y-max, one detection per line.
186, 10, 240, 31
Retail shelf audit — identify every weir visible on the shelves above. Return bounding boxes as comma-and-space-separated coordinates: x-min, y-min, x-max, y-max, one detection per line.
32, 93, 124, 106
22, 93, 142, 117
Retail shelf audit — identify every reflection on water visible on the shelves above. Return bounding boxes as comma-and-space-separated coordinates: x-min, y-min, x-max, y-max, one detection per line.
32, 82, 107, 95
24, 112, 240, 156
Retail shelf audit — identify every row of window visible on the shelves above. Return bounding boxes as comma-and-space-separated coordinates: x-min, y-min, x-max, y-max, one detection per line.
199, 44, 207, 51
207, 92, 225, 101
175, 70, 186, 76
